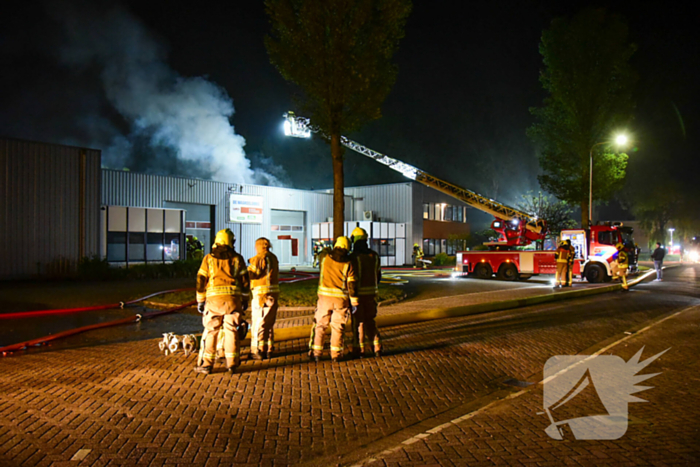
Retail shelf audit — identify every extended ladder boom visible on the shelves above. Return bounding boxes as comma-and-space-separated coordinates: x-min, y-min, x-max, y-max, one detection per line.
283, 112, 546, 243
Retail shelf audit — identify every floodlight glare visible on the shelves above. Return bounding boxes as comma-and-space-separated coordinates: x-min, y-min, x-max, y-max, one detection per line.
615, 134, 628, 146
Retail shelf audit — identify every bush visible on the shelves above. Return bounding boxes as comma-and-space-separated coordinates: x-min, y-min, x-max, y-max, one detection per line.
77, 256, 201, 281
431, 253, 456, 266
78, 256, 121, 280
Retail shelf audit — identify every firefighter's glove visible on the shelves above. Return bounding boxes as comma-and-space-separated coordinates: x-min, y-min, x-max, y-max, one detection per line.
197, 302, 206, 314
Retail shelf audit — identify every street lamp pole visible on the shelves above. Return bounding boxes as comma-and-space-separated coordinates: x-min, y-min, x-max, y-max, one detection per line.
588, 135, 628, 229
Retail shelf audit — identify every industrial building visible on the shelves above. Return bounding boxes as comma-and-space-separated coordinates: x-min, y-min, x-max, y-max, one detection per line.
1, 138, 471, 279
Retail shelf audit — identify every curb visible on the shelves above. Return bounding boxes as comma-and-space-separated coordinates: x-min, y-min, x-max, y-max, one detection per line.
155, 266, 669, 345
268, 267, 662, 343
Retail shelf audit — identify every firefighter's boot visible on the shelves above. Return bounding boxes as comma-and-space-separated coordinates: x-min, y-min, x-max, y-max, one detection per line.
194, 365, 212, 375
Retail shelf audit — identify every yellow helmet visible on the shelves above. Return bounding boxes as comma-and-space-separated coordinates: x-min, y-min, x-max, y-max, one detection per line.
351, 227, 368, 242
334, 236, 351, 250
616, 243, 624, 251
414, 243, 419, 248
214, 229, 235, 247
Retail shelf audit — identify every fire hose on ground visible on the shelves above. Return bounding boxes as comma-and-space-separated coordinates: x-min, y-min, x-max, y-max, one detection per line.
0, 271, 320, 357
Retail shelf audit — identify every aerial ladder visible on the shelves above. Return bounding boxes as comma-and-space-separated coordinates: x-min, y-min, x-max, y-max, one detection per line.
283, 112, 547, 248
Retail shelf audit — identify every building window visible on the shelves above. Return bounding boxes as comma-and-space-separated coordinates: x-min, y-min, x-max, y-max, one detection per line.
423, 203, 429, 219
107, 232, 126, 262
147, 233, 164, 262
446, 205, 453, 222
128, 232, 145, 261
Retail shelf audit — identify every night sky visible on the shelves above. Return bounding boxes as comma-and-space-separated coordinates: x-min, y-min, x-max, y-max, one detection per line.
1, 1, 698, 226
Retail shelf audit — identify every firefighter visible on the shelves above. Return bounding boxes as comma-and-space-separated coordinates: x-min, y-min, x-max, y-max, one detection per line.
565, 239, 576, 287
412, 243, 425, 269
248, 237, 279, 360
554, 240, 572, 288
187, 235, 204, 260
312, 241, 324, 268
611, 243, 629, 290
310, 236, 358, 362
349, 227, 383, 358
194, 228, 250, 375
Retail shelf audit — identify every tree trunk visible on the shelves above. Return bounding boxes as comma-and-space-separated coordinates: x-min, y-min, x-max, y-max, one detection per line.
331, 133, 345, 240
581, 199, 589, 229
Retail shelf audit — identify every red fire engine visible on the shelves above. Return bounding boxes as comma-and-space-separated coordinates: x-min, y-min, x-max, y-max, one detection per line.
456, 223, 638, 282
282, 113, 638, 282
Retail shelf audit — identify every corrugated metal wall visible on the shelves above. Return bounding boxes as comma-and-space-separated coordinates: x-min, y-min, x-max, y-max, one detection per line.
101, 170, 351, 262
344, 182, 416, 262
0, 138, 101, 279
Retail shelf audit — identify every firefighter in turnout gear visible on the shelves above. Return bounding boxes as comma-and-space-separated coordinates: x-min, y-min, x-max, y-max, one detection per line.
187, 235, 204, 260
611, 243, 630, 290
412, 243, 425, 269
310, 236, 358, 362
247, 237, 280, 360
349, 227, 383, 358
554, 240, 573, 288
565, 239, 575, 287
195, 229, 250, 375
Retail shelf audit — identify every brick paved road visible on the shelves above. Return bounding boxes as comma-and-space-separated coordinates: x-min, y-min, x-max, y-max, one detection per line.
0, 266, 697, 466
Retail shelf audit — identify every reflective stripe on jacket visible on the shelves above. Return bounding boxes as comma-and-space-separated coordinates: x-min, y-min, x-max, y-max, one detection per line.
318, 249, 358, 302
248, 251, 280, 296
196, 246, 250, 302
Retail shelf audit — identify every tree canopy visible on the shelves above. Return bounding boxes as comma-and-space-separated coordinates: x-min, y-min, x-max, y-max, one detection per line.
528, 8, 637, 228
265, 0, 412, 238
517, 191, 576, 236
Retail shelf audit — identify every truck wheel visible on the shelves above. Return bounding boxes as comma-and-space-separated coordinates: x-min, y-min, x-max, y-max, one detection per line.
585, 264, 606, 283
475, 263, 493, 279
497, 263, 518, 281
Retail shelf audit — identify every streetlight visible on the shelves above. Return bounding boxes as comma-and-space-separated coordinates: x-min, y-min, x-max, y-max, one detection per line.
668, 228, 675, 249
589, 134, 628, 227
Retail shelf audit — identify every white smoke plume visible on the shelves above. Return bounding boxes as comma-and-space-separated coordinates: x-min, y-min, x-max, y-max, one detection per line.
52, 2, 284, 186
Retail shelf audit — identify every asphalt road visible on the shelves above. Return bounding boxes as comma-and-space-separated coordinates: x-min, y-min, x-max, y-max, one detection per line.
0, 265, 697, 466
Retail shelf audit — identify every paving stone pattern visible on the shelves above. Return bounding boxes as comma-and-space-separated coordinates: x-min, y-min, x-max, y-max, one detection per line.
0, 282, 696, 466
369, 305, 700, 467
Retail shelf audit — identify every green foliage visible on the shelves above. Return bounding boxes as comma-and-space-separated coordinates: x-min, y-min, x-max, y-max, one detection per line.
517, 191, 576, 238
467, 229, 498, 248
431, 253, 455, 266
265, 0, 412, 135
528, 8, 636, 226
157, 280, 405, 308
77, 257, 201, 281
624, 165, 700, 245
265, 0, 411, 237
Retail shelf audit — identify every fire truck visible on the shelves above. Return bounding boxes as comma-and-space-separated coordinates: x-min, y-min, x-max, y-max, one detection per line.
282, 113, 639, 283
